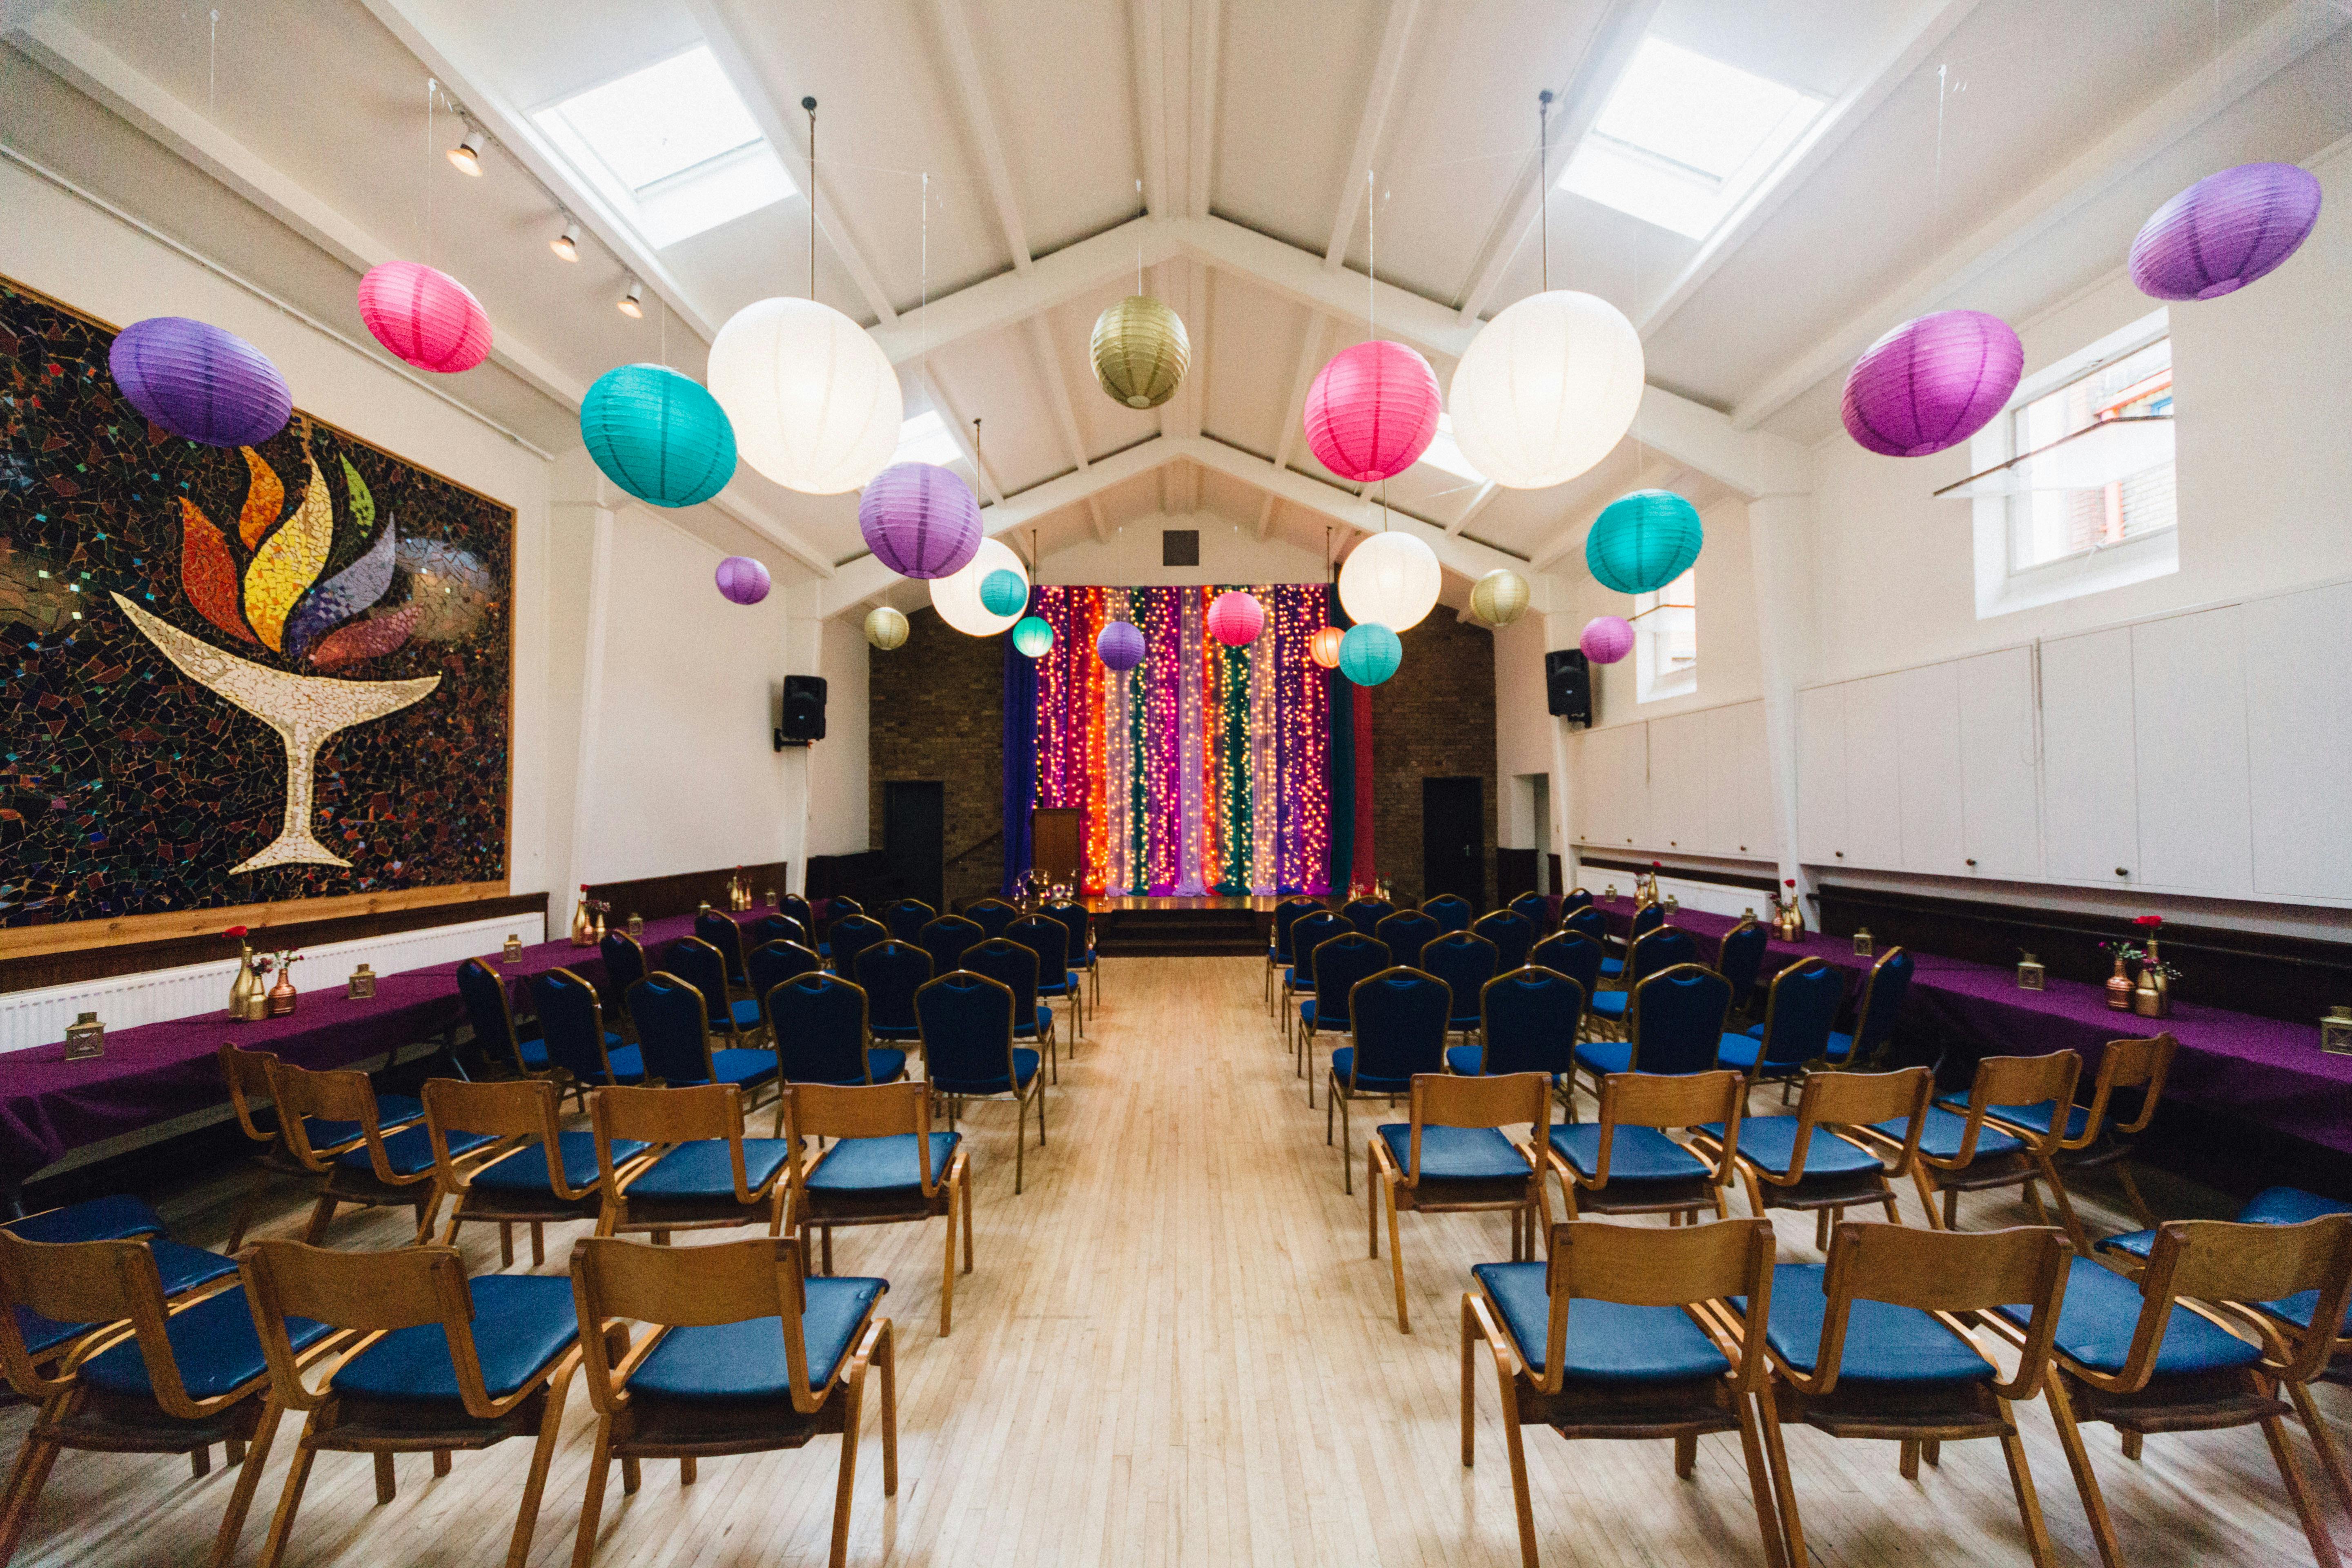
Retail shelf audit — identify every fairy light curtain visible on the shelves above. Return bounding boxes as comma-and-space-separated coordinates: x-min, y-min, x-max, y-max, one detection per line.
1008, 584, 1336, 897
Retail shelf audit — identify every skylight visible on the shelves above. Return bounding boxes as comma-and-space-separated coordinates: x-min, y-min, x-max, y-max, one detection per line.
1558, 37, 1824, 241
893, 409, 964, 469
534, 46, 794, 249
1417, 413, 1484, 484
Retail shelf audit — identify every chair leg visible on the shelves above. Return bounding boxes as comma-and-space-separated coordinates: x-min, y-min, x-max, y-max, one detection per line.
1755, 1381, 1806, 1568
375, 1451, 397, 1504
1733, 1395, 1793, 1568
255, 1417, 321, 1568
0, 1419, 65, 1566
301, 1195, 339, 1245
1340, 1097, 1354, 1194
2040, 1374, 2125, 1568
227, 1165, 277, 1253
961, 1164, 976, 1274
2288, 1378, 2352, 1517
2111, 1158, 2157, 1229
1495, 1358, 1539, 1568
875, 1318, 899, 1497
1994, 1397, 2060, 1568
1384, 1174, 1409, 1334
571, 1423, 614, 1568
1014, 1094, 1027, 1198
2263, 1412, 2346, 1568
1676, 1432, 1699, 1480
1910, 1165, 1945, 1230
829, 1360, 866, 1568
940, 1185, 957, 1336
499, 1223, 515, 1269
206, 1397, 287, 1568
504, 1363, 575, 1568
1460, 1296, 1480, 1468
2033, 1154, 2093, 1256
1900, 1437, 1920, 1481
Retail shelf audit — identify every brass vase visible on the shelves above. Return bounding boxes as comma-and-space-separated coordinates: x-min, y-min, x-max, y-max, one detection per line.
2132, 939, 2172, 1018
592, 909, 607, 941
2106, 955, 2136, 1011
227, 945, 269, 1022
570, 901, 595, 947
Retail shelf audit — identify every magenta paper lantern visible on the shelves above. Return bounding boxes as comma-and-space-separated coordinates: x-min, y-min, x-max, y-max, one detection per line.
715, 555, 771, 605
1580, 615, 1634, 665
1097, 620, 1145, 673
2130, 162, 2322, 302
1303, 339, 1441, 482
1206, 590, 1265, 646
107, 316, 292, 448
1840, 310, 2022, 458
358, 261, 492, 374
858, 461, 982, 580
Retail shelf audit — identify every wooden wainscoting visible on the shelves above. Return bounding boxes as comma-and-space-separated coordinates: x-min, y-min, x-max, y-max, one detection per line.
583, 862, 790, 925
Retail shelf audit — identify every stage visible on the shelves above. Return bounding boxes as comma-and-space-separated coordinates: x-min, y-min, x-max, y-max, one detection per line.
1081, 895, 1277, 958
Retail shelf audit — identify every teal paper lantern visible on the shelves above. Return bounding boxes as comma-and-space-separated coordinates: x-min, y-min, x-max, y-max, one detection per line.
580, 363, 737, 508
980, 568, 1029, 617
1586, 489, 1703, 594
1338, 622, 1401, 686
1012, 615, 1054, 657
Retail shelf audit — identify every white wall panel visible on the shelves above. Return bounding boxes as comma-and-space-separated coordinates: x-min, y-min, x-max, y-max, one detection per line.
1893, 662, 1964, 874
2246, 582, 2352, 901
1795, 685, 1844, 865
1956, 647, 2042, 880
2040, 628, 2140, 887
1840, 675, 1905, 871
2132, 608, 2254, 897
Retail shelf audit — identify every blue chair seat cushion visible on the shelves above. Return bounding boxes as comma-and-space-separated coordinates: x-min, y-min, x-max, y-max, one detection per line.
1036, 973, 1079, 998
1717, 1033, 1815, 1075
9, 1239, 243, 1362
1869, 1106, 2024, 1161
4, 1195, 165, 1244
1745, 1264, 1990, 1384
710, 998, 763, 1032
1704, 1118, 1883, 1178
932, 1048, 1042, 1098
2243, 1187, 2352, 1227
1328, 1047, 1412, 1094
584, 1043, 647, 1086
1549, 1124, 1710, 1183
1821, 1031, 1862, 1063
515, 1038, 551, 1071
1376, 1125, 1532, 1183
1572, 1039, 1632, 1077
337, 1125, 503, 1177
1011, 1006, 1055, 1039
697, 1048, 781, 1091
1448, 1013, 1482, 1032
2256, 1287, 2352, 1335
869, 1022, 922, 1042
806, 1133, 960, 1194
1599, 958, 1625, 978
472, 1131, 652, 1195
1300, 1000, 1350, 1034
1991, 1263, 2262, 1376
82, 1285, 335, 1402
630, 1277, 885, 1400
1474, 1262, 1729, 1382
1445, 1045, 1484, 1077
1284, 970, 1312, 993
1588, 992, 1628, 1020
628, 1138, 796, 1199
1936, 1096, 2089, 1140
303, 1094, 427, 1149
334, 1275, 581, 1403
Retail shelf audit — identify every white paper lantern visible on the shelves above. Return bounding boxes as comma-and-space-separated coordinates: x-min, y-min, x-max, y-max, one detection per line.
931, 537, 1028, 637
707, 296, 902, 494
1339, 531, 1442, 633
1448, 290, 1644, 489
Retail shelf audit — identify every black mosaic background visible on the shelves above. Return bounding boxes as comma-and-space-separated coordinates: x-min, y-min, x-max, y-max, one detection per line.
0, 278, 512, 928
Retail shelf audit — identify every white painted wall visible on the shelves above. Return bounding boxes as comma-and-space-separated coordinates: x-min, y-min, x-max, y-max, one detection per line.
808, 616, 871, 856
1025, 512, 1336, 588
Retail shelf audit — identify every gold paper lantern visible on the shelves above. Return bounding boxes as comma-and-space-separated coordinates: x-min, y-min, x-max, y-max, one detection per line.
864, 605, 909, 651
1307, 625, 1346, 669
1090, 295, 1189, 410
1470, 568, 1531, 627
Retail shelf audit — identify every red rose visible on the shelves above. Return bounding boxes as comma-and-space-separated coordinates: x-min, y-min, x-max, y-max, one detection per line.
1783, 878, 1795, 888
224, 924, 248, 938
2134, 914, 2163, 928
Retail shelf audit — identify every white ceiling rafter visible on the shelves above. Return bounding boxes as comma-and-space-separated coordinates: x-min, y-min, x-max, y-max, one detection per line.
1087, 495, 1111, 542
1186, 0, 1221, 220
931, 0, 1031, 271
1270, 312, 1332, 480
1253, 492, 1277, 540
920, 360, 1006, 506
1324, 0, 1420, 270
1446, 480, 1500, 538
1024, 316, 1091, 474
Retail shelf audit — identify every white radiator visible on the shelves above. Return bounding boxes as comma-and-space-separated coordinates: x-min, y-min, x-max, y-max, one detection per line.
0, 911, 546, 1056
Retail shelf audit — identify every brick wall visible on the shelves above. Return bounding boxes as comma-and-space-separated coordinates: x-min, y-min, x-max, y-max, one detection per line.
867, 606, 1004, 910
1368, 615, 1499, 908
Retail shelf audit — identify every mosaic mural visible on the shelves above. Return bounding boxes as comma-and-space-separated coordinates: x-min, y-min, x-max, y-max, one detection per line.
0, 278, 512, 929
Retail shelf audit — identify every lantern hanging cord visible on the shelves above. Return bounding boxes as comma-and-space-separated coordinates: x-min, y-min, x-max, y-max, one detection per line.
1538, 89, 1552, 292
1136, 180, 1144, 295
207, 9, 218, 121
804, 96, 818, 302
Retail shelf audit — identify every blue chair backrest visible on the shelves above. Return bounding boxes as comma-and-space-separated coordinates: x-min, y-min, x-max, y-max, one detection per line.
1854, 948, 1915, 1058
885, 900, 935, 942
1480, 968, 1585, 1078
1561, 906, 1608, 947
1508, 892, 1554, 929
1560, 889, 1595, 914
1417, 931, 1498, 1022
825, 895, 863, 918
1288, 912, 1347, 984
855, 940, 932, 1032
1629, 965, 1735, 1076
664, 937, 734, 1022
960, 938, 1038, 1020
747, 940, 822, 1002
752, 913, 809, 950
1272, 898, 1322, 962
530, 967, 614, 1084
1341, 898, 1393, 935
766, 973, 870, 1084
779, 893, 815, 935
1374, 910, 1441, 960
1630, 902, 1667, 941
1346, 969, 1451, 1082
826, 914, 889, 977
1530, 931, 1605, 998
1754, 960, 1845, 1071
916, 972, 1016, 1089
967, 900, 1020, 940
626, 973, 714, 1084
455, 959, 524, 1071
1046, 901, 1092, 962
696, 910, 748, 981
599, 930, 648, 999
1717, 920, 1771, 1011
1473, 910, 1536, 973
1308, 933, 1391, 1026
920, 915, 986, 983
1628, 927, 1699, 988
1004, 915, 1069, 987
1422, 894, 1473, 933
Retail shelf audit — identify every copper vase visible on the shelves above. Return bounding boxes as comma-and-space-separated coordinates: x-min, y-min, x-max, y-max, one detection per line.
266, 969, 298, 1018
2106, 956, 2136, 1011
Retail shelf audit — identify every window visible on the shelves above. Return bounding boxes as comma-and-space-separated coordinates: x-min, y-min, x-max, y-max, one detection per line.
891, 408, 962, 469
1415, 412, 1483, 484
2006, 336, 2174, 570
1558, 37, 1825, 240
1633, 566, 1696, 703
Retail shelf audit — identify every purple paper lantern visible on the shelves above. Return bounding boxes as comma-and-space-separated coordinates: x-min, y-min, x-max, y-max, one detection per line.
107, 316, 292, 448
1840, 310, 2023, 458
2130, 162, 2322, 302
1580, 615, 1633, 665
715, 555, 771, 605
1096, 620, 1145, 673
858, 461, 982, 580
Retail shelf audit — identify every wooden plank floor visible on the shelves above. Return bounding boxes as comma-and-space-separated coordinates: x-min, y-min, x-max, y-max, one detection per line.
6, 954, 2346, 1566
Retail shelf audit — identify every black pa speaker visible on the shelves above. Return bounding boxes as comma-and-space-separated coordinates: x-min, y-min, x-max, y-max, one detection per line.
775, 675, 827, 748
1544, 649, 1592, 726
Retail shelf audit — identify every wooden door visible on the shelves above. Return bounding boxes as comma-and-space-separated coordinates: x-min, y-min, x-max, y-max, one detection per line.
1032, 808, 1084, 891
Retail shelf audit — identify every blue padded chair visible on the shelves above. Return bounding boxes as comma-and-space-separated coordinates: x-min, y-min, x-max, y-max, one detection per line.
1421, 894, 1473, 933
1735, 1221, 2074, 1566
625, 971, 782, 1112
1600, 902, 1668, 980
217, 1041, 426, 1252
568, 1232, 895, 1563
766, 972, 904, 1089
782, 1079, 969, 1335
1463, 1218, 1786, 1568
1952, 1032, 2176, 1232
1507, 891, 1555, 930
884, 898, 935, 943
1266, 897, 1323, 1011
1046, 899, 1100, 1009
751, 912, 810, 951
1715, 918, 1771, 1017
1297, 933, 1390, 1089
1373, 909, 1442, 969
1008, 913, 1082, 1045
1561, 904, 1608, 951
856, 940, 932, 1046
1459, 968, 1584, 1090
826, 913, 889, 981
530, 967, 646, 1101
2100, 1184, 2352, 1273
1559, 888, 1595, 915
1367, 1071, 1550, 1332
1341, 897, 1394, 935
1548, 1067, 1743, 1223
1588, 927, 1699, 1029
1473, 910, 1537, 975
918, 971, 1047, 1195
239, 1238, 589, 1568
456, 957, 551, 1079
1578, 961, 1728, 1086
696, 907, 752, 988
918, 915, 986, 987
1326, 968, 1450, 1190
270, 1060, 504, 1246
422, 1076, 650, 1268
1692, 1067, 1933, 1255
1417, 931, 1499, 1039
746, 939, 823, 1004
1529, 931, 1606, 1011
778, 889, 815, 929
599, 928, 649, 1002
592, 1082, 795, 1239
0, 1196, 244, 1380
1858, 1049, 2090, 1254
959, 936, 1058, 1083
1718, 958, 1844, 1089
666, 935, 765, 1043
965, 898, 1021, 940
1279, 911, 1350, 1050
1793, 946, 1913, 1069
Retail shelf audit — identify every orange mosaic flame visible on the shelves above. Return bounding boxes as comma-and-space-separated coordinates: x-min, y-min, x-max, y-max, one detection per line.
235, 444, 284, 549
242, 450, 333, 651
176, 496, 259, 645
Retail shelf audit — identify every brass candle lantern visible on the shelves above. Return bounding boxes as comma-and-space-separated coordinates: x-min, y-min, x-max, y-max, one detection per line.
1853, 926, 1874, 958
347, 963, 378, 1000
2323, 1006, 2352, 1057
62, 1012, 105, 1061
2017, 952, 2046, 991
501, 934, 524, 963
627, 912, 644, 938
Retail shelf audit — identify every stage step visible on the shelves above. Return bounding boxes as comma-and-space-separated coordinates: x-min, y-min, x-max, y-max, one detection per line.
1092, 905, 1268, 958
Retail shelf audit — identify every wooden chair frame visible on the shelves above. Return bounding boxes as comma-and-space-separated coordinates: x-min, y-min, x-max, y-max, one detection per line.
1690, 1069, 1933, 1253
1548, 1070, 1745, 1225
1981, 1033, 2176, 1231
916, 971, 1048, 1196
218, 1041, 404, 1253
1860, 1052, 2092, 1254
1367, 1073, 1550, 1333
424, 1078, 654, 1270
272, 1061, 506, 1246
1325, 967, 1449, 1191
782, 1081, 973, 1336
591, 1083, 788, 1240
568, 1235, 896, 1568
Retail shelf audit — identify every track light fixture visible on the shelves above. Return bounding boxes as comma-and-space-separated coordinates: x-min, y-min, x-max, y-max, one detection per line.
550, 219, 580, 262
447, 127, 487, 176
617, 278, 644, 318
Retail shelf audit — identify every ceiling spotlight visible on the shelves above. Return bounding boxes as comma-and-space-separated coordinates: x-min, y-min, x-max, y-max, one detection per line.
617, 279, 644, 318
447, 128, 487, 176
550, 220, 580, 262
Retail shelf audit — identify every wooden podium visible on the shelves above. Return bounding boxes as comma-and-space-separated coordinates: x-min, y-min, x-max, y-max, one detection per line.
1032, 808, 1082, 891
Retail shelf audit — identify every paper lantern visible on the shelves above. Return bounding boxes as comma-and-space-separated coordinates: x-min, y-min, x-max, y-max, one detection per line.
1840, 310, 2023, 457
931, 537, 1027, 637
1470, 568, 1530, 628
864, 605, 909, 650
106, 317, 291, 448
1096, 619, 1145, 673
708, 296, 901, 493
1449, 291, 1644, 489
981, 568, 1029, 618
1580, 615, 1634, 664
1207, 590, 1265, 646
2131, 163, 2322, 301
1303, 341, 1441, 482
1089, 295, 1190, 409
1339, 530, 1441, 632
1587, 490, 1703, 595
858, 462, 981, 580
1307, 624, 1346, 669
1337, 623, 1401, 686
357, 261, 492, 374
715, 555, 770, 605
1012, 615, 1054, 657
579, 363, 737, 508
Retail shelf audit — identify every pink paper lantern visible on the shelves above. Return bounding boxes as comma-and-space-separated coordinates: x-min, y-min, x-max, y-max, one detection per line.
358, 261, 492, 374
1580, 615, 1633, 665
1303, 340, 1441, 482
1206, 590, 1265, 646
1840, 310, 2021, 458
715, 555, 771, 605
